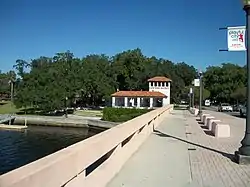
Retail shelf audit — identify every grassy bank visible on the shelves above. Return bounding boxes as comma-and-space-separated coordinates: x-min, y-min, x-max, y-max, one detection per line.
0, 101, 20, 114
0, 102, 148, 122
0, 101, 103, 118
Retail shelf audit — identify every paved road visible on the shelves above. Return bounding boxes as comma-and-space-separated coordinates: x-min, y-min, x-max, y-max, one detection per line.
204, 106, 245, 119
202, 106, 246, 139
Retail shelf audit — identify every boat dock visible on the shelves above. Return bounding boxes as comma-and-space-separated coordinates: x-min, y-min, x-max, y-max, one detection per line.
0, 124, 27, 130
0, 115, 27, 129
0, 114, 16, 124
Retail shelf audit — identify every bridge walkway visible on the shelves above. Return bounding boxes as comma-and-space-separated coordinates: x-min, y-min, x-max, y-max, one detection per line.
106, 109, 250, 187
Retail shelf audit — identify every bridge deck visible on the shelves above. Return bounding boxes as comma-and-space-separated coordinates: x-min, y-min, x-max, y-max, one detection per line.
107, 110, 250, 187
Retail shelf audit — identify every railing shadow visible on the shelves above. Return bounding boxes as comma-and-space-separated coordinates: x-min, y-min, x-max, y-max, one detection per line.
195, 118, 213, 136
153, 129, 236, 162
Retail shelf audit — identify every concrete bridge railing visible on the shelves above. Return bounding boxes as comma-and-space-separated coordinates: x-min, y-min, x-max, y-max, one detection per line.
0, 105, 173, 187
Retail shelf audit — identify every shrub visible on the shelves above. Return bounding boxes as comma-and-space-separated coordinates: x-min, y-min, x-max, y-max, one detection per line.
102, 107, 152, 122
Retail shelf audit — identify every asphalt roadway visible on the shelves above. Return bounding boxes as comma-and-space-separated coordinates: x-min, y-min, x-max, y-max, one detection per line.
203, 106, 246, 119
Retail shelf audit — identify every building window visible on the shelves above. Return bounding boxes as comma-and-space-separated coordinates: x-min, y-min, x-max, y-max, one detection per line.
151, 82, 153, 86
166, 82, 169, 87
154, 82, 157, 86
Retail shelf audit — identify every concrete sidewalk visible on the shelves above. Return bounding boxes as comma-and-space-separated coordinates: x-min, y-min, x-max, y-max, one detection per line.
185, 110, 250, 187
107, 109, 250, 187
107, 110, 193, 187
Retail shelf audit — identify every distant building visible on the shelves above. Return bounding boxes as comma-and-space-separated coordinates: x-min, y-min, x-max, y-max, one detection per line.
111, 76, 171, 109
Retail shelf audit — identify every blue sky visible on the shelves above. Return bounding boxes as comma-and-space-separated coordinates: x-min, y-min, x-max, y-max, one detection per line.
0, 0, 246, 72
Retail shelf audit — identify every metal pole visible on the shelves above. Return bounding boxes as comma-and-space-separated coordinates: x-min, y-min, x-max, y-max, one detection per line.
192, 90, 195, 107
65, 97, 68, 118
189, 93, 191, 108
9, 80, 14, 116
10, 80, 14, 103
65, 65, 68, 118
198, 73, 203, 116
235, 5, 250, 164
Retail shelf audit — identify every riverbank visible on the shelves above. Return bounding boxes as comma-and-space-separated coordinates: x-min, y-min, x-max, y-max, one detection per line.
11, 115, 120, 130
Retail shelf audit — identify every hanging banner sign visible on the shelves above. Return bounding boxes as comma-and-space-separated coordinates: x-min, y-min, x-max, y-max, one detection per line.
227, 26, 246, 51
190, 88, 193, 94
194, 79, 200, 87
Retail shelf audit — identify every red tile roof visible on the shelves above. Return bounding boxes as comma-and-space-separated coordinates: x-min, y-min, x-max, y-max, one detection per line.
147, 76, 172, 82
111, 91, 167, 98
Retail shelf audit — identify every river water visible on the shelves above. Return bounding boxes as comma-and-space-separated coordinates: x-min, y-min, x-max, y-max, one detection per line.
0, 126, 102, 175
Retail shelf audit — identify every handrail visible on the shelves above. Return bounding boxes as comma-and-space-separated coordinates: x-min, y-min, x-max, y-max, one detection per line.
0, 105, 173, 187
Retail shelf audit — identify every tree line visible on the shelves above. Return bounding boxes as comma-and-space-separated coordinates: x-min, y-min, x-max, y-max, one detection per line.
203, 63, 246, 104
0, 48, 246, 111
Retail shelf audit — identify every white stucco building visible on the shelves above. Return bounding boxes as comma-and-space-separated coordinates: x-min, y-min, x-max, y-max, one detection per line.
111, 76, 171, 109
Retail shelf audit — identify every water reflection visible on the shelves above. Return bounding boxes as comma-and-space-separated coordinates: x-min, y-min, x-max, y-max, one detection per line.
0, 126, 102, 175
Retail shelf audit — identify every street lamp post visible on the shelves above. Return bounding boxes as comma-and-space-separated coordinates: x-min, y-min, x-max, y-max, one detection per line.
235, 0, 250, 164
189, 87, 193, 108
192, 89, 195, 108
189, 92, 191, 108
8, 80, 14, 103
198, 71, 203, 116
65, 97, 68, 118
8, 79, 14, 116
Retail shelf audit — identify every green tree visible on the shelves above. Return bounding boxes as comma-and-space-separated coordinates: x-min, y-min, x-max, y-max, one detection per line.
230, 87, 246, 104
203, 63, 246, 103
12, 49, 198, 111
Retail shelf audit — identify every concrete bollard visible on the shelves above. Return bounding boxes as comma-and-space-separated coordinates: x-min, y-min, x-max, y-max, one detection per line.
189, 107, 199, 116
194, 108, 199, 116
211, 121, 230, 138
189, 107, 194, 114
201, 114, 210, 124
204, 116, 215, 127
206, 118, 221, 130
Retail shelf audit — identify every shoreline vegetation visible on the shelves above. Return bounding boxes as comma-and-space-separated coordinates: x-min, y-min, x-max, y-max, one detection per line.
0, 50, 247, 123
102, 107, 152, 122
0, 102, 152, 128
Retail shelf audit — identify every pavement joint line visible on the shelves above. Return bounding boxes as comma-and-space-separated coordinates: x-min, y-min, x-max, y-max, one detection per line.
188, 148, 197, 151
184, 110, 195, 184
